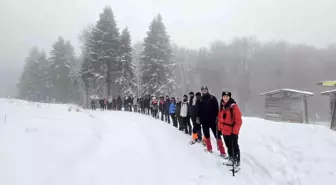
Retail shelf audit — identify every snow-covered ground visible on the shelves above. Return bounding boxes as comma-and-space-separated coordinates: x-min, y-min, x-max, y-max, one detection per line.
1, 98, 336, 185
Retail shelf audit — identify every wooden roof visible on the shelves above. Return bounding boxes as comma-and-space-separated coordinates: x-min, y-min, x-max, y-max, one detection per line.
321, 89, 336, 95
260, 88, 314, 96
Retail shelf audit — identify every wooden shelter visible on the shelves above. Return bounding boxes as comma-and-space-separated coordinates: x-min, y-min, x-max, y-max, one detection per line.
260, 89, 313, 123
321, 89, 336, 130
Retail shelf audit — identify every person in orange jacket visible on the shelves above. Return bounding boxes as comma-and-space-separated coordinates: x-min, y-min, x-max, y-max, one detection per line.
218, 91, 242, 166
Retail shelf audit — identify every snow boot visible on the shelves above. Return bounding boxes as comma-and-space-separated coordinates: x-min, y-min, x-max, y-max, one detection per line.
224, 157, 234, 166
202, 136, 206, 146
204, 138, 212, 153
190, 133, 199, 145
220, 153, 228, 159
236, 160, 240, 167
217, 139, 227, 158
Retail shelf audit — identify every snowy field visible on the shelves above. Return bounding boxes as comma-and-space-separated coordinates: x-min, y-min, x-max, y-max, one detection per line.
1, 98, 336, 185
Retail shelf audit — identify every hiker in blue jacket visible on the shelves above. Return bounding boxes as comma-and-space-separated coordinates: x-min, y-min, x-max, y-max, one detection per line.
169, 97, 178, 128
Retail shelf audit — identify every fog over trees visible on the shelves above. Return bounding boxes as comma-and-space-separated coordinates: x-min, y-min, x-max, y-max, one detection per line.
1, 3, 335, 122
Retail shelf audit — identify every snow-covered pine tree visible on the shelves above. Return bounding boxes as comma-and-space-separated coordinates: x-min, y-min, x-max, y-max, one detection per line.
140, 14, 175, 96
79, 25, 95, 107
166, 51, 178, 96
171, 45, 197, 96
35, 50, 50, 101
18, 47, 41, 101
88, 6, 120, 98
132, 42, 144, 96
48, 36, 77, 103
81, 54, 94, 106
116, 27, 136, 96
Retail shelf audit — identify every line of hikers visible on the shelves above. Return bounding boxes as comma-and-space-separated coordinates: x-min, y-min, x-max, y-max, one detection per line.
91, 95, 136, 111
90, 86, 243, 167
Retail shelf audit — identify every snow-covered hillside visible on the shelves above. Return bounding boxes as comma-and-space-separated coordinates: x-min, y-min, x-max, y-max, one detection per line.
1, 98, 336, 185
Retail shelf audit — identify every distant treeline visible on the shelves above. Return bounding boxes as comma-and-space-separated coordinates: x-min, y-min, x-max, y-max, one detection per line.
18, 6, 336, 121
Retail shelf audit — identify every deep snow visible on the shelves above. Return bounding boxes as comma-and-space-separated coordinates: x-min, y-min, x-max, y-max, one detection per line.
1, 98, 336, 185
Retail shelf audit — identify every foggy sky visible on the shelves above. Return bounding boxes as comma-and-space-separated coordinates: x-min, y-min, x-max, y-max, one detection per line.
1, 0, 336, 69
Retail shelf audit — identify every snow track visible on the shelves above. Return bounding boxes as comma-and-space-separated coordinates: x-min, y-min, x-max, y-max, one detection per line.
1, 99, 336, 185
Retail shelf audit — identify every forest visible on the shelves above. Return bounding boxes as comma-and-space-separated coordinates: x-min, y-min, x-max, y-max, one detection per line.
18, 6, 336, 122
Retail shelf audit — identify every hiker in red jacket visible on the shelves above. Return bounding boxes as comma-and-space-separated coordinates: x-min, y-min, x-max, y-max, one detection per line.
218, 91, 242, 167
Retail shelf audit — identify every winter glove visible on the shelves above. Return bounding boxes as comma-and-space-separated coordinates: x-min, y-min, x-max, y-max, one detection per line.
196, 117, 200, 124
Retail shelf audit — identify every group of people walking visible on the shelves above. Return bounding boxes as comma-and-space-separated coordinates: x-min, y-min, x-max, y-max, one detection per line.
90, 86, 243, 169
91, 96, 136, 111
137, 86, 243, 169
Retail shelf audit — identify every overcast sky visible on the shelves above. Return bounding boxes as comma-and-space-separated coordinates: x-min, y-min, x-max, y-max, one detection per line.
1, 0, 336, 68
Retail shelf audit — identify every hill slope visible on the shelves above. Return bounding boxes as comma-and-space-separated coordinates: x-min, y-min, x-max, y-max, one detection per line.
1, 98, 336, 185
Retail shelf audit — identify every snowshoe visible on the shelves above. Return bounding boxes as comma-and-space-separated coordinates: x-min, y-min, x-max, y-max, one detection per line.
224, 159, 241, 172
223, 157, 234, 166
220, 153, 229, 159
230, 166, 241, 173
202, 139, 206, 147
189, 140, 197, 145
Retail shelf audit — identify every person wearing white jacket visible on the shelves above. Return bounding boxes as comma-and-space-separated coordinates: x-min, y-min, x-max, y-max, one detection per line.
180, 95, 191, 135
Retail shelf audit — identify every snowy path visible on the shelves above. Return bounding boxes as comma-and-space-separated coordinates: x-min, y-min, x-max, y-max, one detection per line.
56, 111, 238, 185
1, 99, 336, 185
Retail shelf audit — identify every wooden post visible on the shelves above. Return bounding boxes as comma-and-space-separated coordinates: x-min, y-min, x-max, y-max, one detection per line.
302, 96, 308, 124
330, 93, 336, 130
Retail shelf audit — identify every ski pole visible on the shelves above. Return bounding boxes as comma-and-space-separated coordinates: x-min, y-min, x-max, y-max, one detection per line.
231, 137, 235, 176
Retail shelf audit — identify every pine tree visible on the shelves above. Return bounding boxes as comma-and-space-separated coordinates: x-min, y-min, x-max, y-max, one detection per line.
35, 50, 49, 100
132, 42, 144, 96
48, 36, 77, 103
19, 47, 41, 100
116, 27, 136, 96
79, 25, 95, 106
140, 14, 175, 96
87, 6, 120, 98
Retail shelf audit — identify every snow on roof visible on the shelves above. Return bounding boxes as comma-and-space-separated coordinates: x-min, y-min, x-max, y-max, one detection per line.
260, 88, 314, 96
321, 89, 336, 95
316, 81, 336, 86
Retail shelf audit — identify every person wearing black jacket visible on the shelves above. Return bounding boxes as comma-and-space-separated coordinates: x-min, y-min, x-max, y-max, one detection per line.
140, 97, 145, 114
188, 92, 194, 115
91, 99, 96, 110
188, 91, 194, 125
116, 96, 122, 110
199, 86, 221, 153
164, 95, 171, 124
99, 99, 104, 111
144, 95, 150, 115
190, 92, 202, 144
112, 98, 116, 110
175, 97, 184, 131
